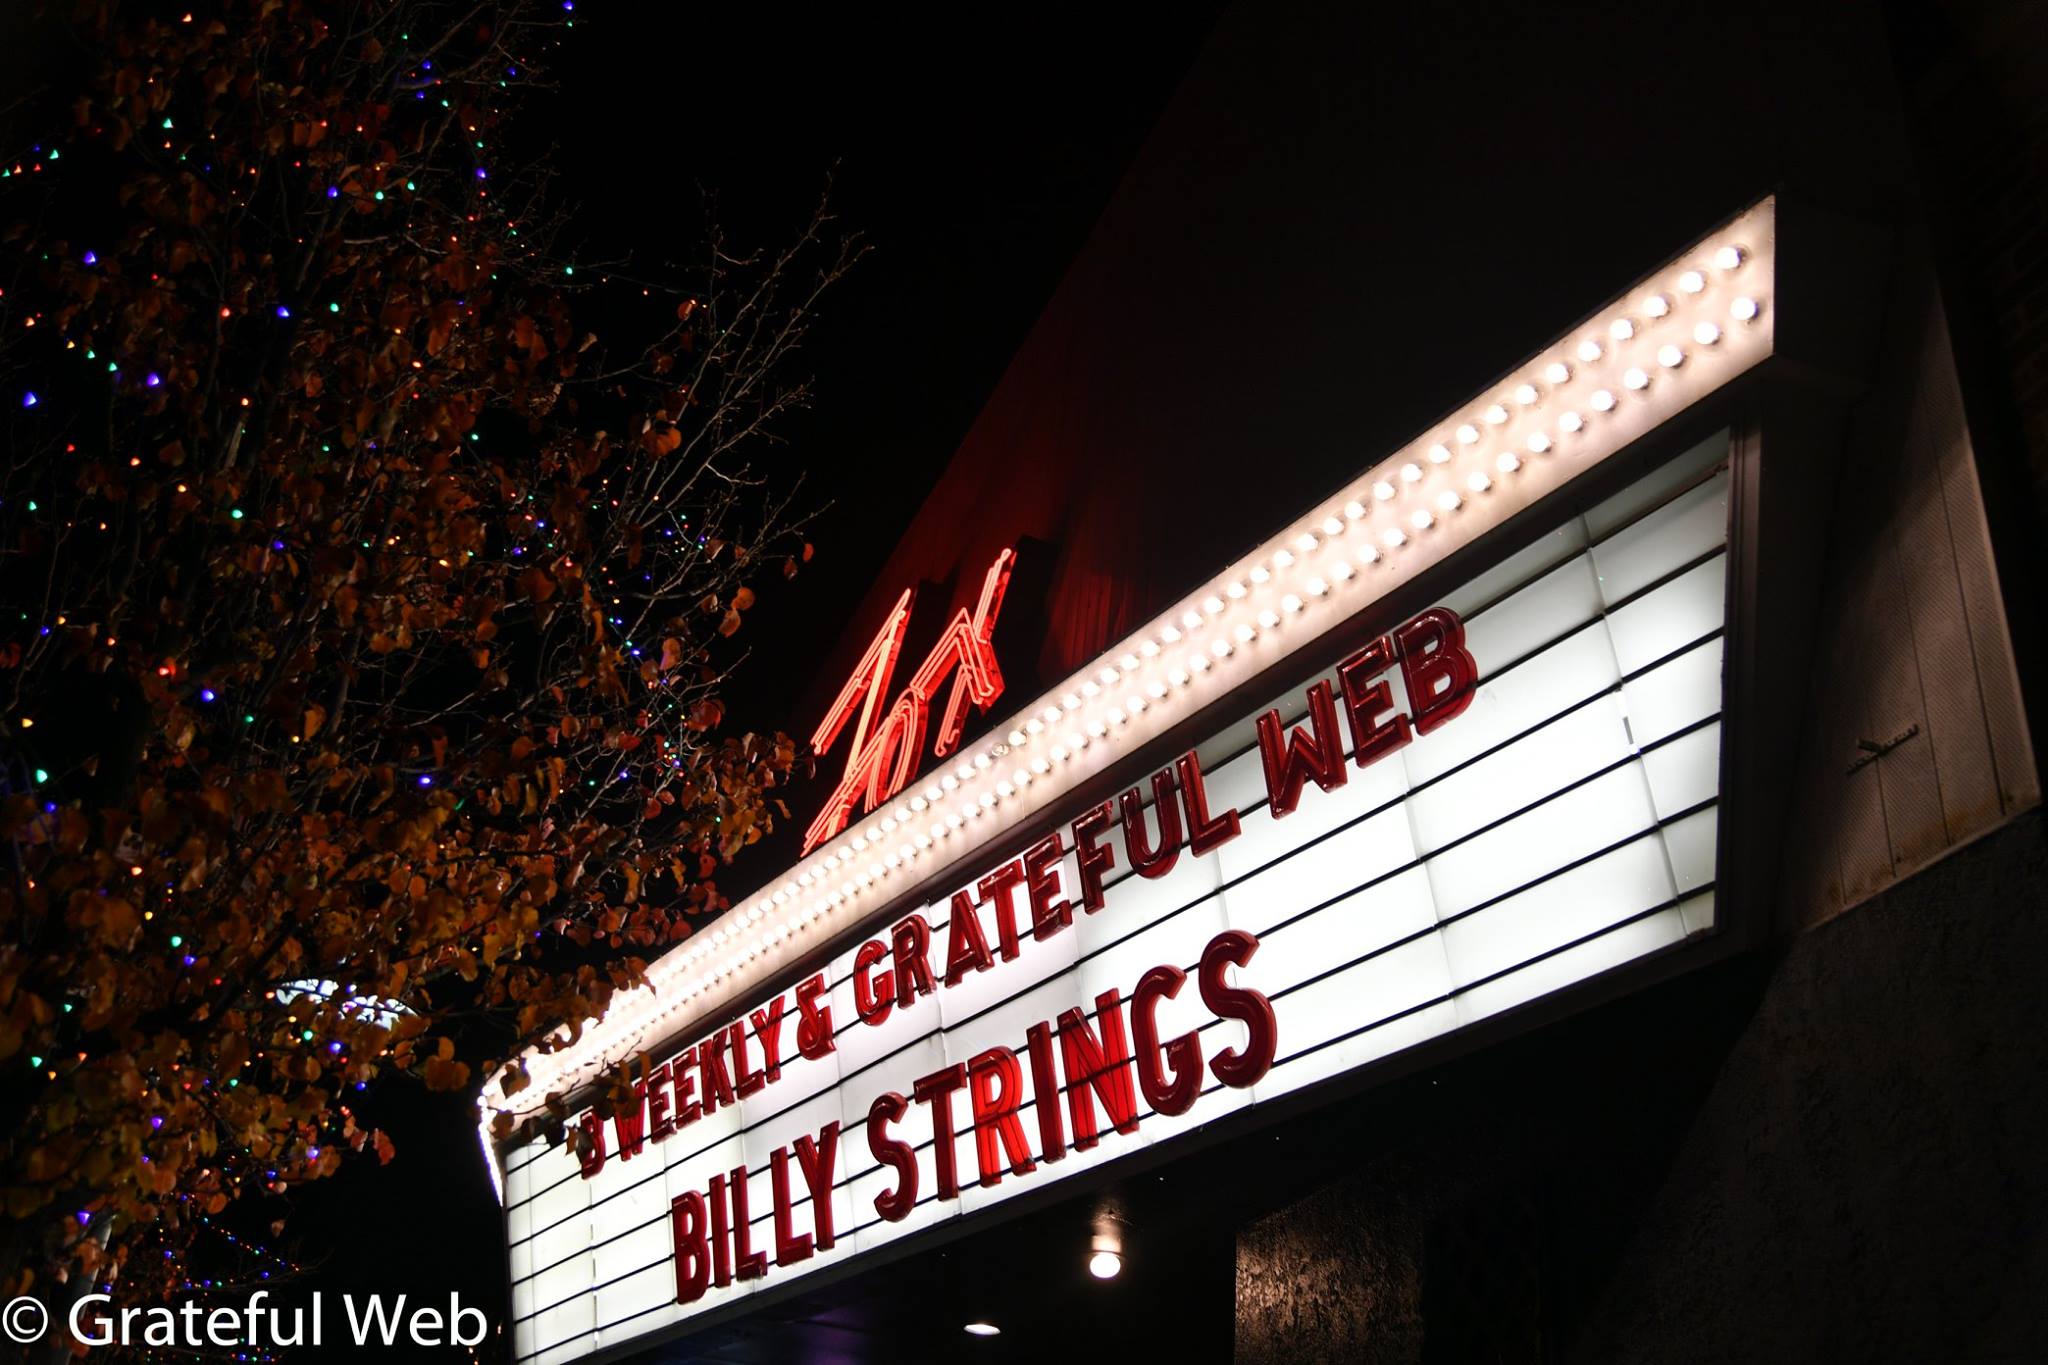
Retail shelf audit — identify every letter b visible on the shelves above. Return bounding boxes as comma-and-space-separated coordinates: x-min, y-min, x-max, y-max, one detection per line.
449, 1295, 486, 1347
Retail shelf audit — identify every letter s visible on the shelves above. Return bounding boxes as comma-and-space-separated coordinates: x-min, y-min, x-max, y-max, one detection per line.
1199, 929, 1277, 1088
867, 1091, 918, 1221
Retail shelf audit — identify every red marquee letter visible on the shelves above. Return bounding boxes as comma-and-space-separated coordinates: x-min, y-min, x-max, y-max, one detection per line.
1131, 964, 1204, 1117
1176, 750, 1241, 856
966, 1046, 1038, 1187
868, 1092, 918, 1222
853, 939, 894, 1026
1255, 679, 1349, 818
1395, 607, 1477, 735
1336, 635, 1412, 769
671, 1192, 709, 1304
1121, 770, 1184, 880
1200, 930, 1278, 1088
1072, 801, 1118, 913
1057, 990, 1141, 1150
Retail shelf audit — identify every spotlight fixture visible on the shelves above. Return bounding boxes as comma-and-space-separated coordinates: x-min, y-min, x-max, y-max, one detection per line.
1089, 1203, 1127, 1281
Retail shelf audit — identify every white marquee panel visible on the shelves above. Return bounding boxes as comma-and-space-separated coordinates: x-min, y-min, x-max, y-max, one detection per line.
504, 435, 1735, 1363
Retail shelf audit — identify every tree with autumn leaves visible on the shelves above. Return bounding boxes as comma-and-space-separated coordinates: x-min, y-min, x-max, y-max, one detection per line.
0, 0, 853, 1305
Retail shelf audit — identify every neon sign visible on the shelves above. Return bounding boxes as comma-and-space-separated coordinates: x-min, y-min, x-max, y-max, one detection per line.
804, 548, 1017, 853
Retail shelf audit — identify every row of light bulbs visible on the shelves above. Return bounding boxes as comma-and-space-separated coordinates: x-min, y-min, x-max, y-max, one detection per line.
499, 214, 1774, 1116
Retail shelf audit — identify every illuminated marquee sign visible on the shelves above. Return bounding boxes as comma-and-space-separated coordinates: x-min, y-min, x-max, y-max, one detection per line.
503, 436, 1735, 1361
494, 201, 1775, 1365
565, 605, 1477, 1266
804, 549, 1017, 853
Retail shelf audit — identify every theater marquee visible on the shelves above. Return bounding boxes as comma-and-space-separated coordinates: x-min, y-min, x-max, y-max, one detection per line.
490, 201, 1777, 1365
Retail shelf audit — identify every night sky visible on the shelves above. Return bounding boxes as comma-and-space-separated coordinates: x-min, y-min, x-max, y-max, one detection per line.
274, 6, 1224, 1358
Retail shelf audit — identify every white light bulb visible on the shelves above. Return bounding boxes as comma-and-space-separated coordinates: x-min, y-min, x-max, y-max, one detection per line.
1483, 404, 1508, 425
1088, 1252, 1122, 1280
1513, 384, 1538, 405
1527, 432, 1552, 453
1381, 527, 1406, 548
1466, 471, 1491, 493
1344, 499, 1367, 519
1280, 593, 1304, 613
1305, 576, 1329, 595
1730, 296, 1757, 321
1622, 367, 1648, 390
1496, 451, 1521, 473
1456, 423, 1480, 445
1435, 490, 1460, 513
1272, 549, 1295, 568
1610, 318, 1634, 341
1559, 410, 1584, 433
1373, 480, 1395, 501
1694, 321, 1721, 345
1678, 270, 1705, 294
1714, 245, 1743, 270
1427, 443, 1452, 464
1644, 293, 1669, 318
1357, 544, 1381, 564
1578, 339, 1603, 363
1400, 462, 1423, 483
1409, 510, 1433, 531
1225, 580, 1247, 599
1657, 344, 1683, 368
1590, 388, 1616, 411
1544, 361, 1570, 384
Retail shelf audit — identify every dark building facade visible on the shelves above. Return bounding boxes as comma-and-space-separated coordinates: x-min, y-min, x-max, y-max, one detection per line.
488, 3, 2048, 1360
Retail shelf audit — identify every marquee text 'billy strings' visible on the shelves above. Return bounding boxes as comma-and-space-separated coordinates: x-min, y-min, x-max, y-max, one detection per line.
572, 605, 1478, 1304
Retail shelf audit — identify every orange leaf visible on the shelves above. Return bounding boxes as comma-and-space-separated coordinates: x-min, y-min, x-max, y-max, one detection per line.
423, 1055, 470, 1091
516, 567, 557, 602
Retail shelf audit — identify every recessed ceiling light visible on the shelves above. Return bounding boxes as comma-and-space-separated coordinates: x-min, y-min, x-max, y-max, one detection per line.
963, 1322, 1001, 1337
1088, 1250, 1124, 1280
